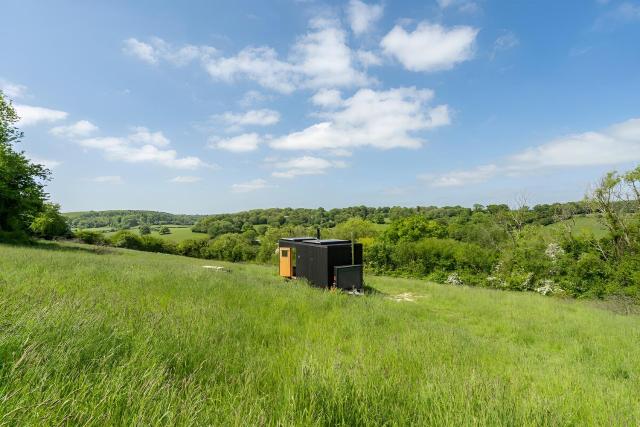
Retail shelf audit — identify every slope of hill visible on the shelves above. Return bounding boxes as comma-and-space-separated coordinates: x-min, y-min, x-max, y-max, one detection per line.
1, 242, 638, 425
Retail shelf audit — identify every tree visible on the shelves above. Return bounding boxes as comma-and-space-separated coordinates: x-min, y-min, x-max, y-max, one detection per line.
30, 203, 71, 239
0, 91, 50, 234
139, 224, 151, 235
158, 226, 171, 235
331, 217, 378, 241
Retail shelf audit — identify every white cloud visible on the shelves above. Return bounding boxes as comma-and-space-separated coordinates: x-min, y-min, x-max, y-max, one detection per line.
170, 176, 202, 183
491, 30, 519, 59
347, 0, 384, 36
420, 164, 498, 187
231, 178, 270, 192
436, 0, 480, 13
14, 104, 68, 127
381, 22, 479, 72
50, 120, 98, 138
123, 37, 216, 66
203, 18, 371, 93
508, 119, 640, 169
238, 90, 270, 107
356, 49, 383, 67
78, 128, 207, 170
421, 117, 640, 186
128, 126, 170, 147
0, 79, 27, 99
214, 109, 280, 130
205, 46, 299, 93
292, 18, 371, 89
210, 133, 262, 152
92, 175, 123, 184
311, 89, 342, 108
271, 87, 450, 151
272, 156, 346, 178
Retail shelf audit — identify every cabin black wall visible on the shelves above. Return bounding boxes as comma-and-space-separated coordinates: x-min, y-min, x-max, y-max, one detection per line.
295, 245, 328, 287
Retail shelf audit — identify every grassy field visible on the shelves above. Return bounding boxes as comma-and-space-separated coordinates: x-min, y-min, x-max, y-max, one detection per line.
545, 215, 609, 239
80, 226, 208, 243
1, 242, 639, 425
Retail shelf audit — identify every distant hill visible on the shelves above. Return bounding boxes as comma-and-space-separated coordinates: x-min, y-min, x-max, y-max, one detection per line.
64, 210, 206, 229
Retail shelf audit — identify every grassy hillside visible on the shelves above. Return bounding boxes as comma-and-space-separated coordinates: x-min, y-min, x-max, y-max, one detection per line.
82, 225, 208, 243
545, 215, 609, 238
1, 243, 638, 425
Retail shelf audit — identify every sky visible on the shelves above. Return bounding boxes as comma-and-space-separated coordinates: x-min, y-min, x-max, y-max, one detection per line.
1, 0, 639, 214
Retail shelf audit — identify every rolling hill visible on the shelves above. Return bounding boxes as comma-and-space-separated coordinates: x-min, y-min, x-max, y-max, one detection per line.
1, 241, 638, 425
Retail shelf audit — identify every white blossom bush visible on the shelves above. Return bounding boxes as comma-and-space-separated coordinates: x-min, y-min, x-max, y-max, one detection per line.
545, 243, 565, 261
535, 279, 565, 296
445, 273, 463, 286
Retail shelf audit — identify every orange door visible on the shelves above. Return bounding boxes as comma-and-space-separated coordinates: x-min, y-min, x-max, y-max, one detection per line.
279, 248, 292, 277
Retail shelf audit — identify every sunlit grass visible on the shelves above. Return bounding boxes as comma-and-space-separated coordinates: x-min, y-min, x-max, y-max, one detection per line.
1, 242, 638, 425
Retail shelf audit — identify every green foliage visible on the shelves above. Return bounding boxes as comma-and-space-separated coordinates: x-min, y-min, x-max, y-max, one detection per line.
0, 92, 50, 234
74, 230, 106, 245
205, 233, 257, 262
158, 226, 171, 235
30, 203, 71, 239
384, 215, 447, 243
207, 220, 239, 238
330, 217, 378, 241
138, 224, 151, 236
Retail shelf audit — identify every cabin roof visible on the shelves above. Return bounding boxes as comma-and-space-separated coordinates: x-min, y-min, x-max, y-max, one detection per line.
279, 237, 352, 246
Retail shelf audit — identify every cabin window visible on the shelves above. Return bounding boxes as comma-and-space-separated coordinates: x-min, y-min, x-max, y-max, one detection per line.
282, 249, 288, 257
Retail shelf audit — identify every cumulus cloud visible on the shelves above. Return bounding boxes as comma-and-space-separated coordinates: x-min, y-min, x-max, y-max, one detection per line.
14, 104, 68, 127
311, 89, 343, 108
92, 175, 123, 184
421, 117, 640, 187
0, 79, 27, 99
381, 22, 479, 72
123, 37, 216, 65
231, 178, 270, 192
128, 126, 170, 147
272, 156, 346, 178
210, 133, 263, 152
170, 176, 202, 183
165, 18, 371, 93
271, 87, 450, 151
420, 164, 498, 187
436, 0, 480, 13
214, 109, 280, 131
50, 120, 99, 138
347, 0, 384, 36
78, 128, 206, 169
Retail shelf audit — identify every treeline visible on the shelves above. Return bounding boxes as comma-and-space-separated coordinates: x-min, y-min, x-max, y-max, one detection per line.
191, 201, 594, 238
65, 210, 205, 229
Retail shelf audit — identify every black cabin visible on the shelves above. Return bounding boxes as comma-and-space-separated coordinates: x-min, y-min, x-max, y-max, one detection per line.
277, 237, 363, 290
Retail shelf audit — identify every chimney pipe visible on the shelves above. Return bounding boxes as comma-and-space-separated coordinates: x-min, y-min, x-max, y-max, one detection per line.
316, 227, 320, 239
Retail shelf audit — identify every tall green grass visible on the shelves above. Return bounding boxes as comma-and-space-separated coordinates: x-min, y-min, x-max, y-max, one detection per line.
0, 242, 638, 425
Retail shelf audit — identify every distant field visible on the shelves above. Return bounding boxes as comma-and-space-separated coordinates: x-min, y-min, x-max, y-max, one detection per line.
1, 242, 638, 425
546, 215, 609, 238
79, 226, 208, 243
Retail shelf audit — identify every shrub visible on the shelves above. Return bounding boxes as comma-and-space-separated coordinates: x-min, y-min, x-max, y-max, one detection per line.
110, 230, 144, 250
74, 230, 106, 245
139, 225, 151, 236
30, 203, 71, 239
158, 226, 171, 235
177, 238, 209, 258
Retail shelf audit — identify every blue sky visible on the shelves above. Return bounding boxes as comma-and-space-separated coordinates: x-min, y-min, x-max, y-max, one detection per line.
1, 0, 639, 214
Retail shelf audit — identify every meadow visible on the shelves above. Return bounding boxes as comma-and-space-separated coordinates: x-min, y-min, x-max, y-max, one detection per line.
1, 242, 638, 425
82, 225, 208, 243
